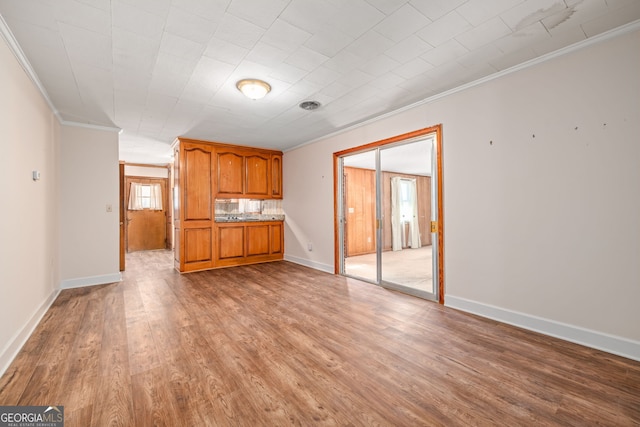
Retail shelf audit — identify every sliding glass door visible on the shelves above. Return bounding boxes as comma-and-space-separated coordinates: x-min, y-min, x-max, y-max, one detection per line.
338, 134, 439, 301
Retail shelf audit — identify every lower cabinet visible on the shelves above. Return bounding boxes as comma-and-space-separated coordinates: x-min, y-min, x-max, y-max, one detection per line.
215, 221, 284, 267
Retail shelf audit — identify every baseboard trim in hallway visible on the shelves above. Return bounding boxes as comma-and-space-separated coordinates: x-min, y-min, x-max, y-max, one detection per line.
0, 288, 59, 377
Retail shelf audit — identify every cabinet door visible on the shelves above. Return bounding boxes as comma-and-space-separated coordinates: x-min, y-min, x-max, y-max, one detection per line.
217, 150, 244, 196
184, 146, 212, 221
246, 224, 270, 256
184, 228, 212, 263
270, 222, 283, 255
217, 225, 244, 259
271, 154, 283, 198
245, 153, 270, 197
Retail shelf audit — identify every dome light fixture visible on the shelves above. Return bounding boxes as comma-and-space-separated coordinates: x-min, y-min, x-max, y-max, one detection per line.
236, 78, 271, 100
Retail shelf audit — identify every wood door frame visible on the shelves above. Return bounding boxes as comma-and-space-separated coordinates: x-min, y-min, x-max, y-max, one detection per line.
333, 124, 445, 304
124, 176, 170, 252
119, 162, 125, 271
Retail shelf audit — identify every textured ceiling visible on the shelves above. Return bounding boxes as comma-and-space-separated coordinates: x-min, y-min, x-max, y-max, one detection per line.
1, 0, 639, 163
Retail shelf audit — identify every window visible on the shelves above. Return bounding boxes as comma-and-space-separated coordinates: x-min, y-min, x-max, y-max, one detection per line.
129, 182, 163, 210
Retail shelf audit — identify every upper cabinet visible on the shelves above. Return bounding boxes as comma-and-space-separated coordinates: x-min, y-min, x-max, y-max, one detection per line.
214, 146, 281, 199
245, 152, 270, 197
216, 150, 244, 196
271, 154, 282, 199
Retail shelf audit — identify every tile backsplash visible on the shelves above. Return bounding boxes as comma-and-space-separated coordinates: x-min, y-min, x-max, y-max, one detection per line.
215, 199, 283, 215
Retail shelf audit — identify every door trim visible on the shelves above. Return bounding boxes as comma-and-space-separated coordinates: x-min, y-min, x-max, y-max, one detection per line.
333, 124, 444, 304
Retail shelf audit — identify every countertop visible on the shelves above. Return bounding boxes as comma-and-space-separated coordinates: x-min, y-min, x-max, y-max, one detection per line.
215, 214, 285, 223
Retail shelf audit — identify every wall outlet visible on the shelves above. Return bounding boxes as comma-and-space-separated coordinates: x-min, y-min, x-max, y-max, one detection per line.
307, 242, 313, 251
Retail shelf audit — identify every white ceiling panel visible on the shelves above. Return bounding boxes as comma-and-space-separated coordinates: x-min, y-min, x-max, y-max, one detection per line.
0, 0, 637, 162
455, 16, 513, 50
203, 37, 249, 65
393, 57, 434, 79
112, 1, 165, 39
227, 0, 289, 30
374, 4, 431, 42
279, 0, 338, 34
410, 0, 467, 21
500, 0, 567, 31
421, 39, 469, 67
541, 0, 607, 33
269, 62, 310, 84
55, 0, 111, 35
304, 27, 354, 57
171, 0, 229, 21
58, 22, 112, 70
364, 0, 407, 16
116, 0, 170, 18
493, 22, 551, 54
331, 0, 386, 39
417, 11, 472, 47
213, 13, 265, 49
360, 54, 402, 77
345, 31, 395, 61
384, 35, 433, 63
456, 0, 524, 26
165, 6, 219, 44
284, 45, 329, 72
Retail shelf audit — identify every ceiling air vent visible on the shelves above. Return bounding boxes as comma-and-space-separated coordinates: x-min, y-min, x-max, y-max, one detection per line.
299, 101, 321, 111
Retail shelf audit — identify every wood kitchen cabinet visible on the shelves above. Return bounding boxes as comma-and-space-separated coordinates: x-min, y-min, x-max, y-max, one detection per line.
173, 140, 216, 272
173, 137, 284, 273
245, 152, 270, 197
215, 146, 280, 199
216, 150, 244, 196
271, 154, 283, 199
215, 221, 284, 267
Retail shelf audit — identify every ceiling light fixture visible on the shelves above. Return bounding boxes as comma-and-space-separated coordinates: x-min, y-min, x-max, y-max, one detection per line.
236, 79, 271, 100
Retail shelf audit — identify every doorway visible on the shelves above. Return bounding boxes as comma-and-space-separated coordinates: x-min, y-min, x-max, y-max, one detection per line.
334, 125, 444, 302
124, 176, 170, 252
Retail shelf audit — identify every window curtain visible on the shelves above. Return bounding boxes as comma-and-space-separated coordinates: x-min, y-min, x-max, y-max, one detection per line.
149, 183, 163, 210
390, 177, 403, 251
391, 177, 421, 251
128, 182, 144, 210
407, 178, 421, 249
128, 183, 163, 210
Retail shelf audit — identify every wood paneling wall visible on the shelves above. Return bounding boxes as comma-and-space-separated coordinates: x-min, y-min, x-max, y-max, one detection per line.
344, 167, 431, 256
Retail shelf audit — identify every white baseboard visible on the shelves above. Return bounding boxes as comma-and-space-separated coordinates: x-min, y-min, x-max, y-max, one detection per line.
60, 272, 122, 289
284, 254, 334, 274
445, 295, 640, 362
0, 288, 60, 377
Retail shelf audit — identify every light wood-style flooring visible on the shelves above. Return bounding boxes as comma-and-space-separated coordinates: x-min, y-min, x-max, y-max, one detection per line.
346, 245, 433, 293
0, 250, 638, 426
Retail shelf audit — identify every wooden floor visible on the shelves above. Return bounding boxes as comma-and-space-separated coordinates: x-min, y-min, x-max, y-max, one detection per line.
1, 251, 638, 426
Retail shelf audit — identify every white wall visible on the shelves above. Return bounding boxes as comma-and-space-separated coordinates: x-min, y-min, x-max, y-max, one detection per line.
125, 164, 169, 178
59, 126, 121, 288
0, 34, 60, 373
284, 28, 640, 360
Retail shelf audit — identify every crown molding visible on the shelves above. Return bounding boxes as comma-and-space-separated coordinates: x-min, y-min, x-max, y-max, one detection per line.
0, 13, 61, 122
288, 19, 640, 152
59, 119, 121, 133
1, 15, 121, 134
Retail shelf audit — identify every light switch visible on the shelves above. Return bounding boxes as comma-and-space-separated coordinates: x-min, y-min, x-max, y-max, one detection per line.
32, 170, 41, 181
